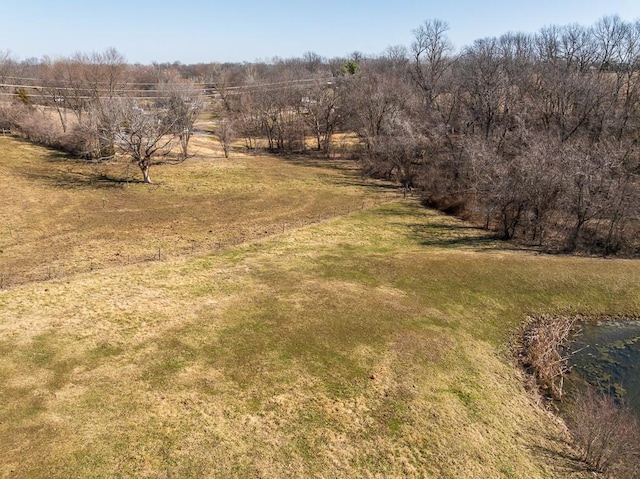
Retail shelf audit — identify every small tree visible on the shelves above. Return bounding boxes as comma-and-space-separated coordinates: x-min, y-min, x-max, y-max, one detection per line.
157, 76, 204, 160
340, 60, 360, 76
106, 99, 178, 183
216, 117, 235, 158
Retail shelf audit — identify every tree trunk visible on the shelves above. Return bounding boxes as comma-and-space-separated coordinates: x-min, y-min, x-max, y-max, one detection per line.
139, 160, 152, 184
180, 131, 191, 160
565, 217, 585, 252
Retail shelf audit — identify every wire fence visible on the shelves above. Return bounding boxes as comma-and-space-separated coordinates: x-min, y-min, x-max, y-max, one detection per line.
0, 195, 400, 291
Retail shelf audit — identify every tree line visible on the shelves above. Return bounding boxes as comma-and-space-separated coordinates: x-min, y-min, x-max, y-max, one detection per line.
0, 48, 203, 183
1, 15, 639, 254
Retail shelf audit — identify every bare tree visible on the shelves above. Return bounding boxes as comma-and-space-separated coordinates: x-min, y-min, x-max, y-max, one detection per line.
0, 50, 14, 79
216, 117, 235, 158
301, 79, 344, 155
463, 135, 531, 237
458, 38, 510, 140
38, 59, 73, 132
0, 50, 17, 131
77, 49, 128, 159
102, 98, 178, 183
411, 19, 454, 112
0, 50, 16, 105
77, 48, 127, 100
346, 70, 410, 151
157, 73, 204, 160
593, 15, 628, 71
559, 141, 638, 253
302, 51, 325, 73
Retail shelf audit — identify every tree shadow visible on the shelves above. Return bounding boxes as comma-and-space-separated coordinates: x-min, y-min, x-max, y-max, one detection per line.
21, 166, 137, 189
278, 152, 360, 172
369, 200, 543, 253
405, 221, 500, 250
332, 178, 401, 192
528, 437, 594, 477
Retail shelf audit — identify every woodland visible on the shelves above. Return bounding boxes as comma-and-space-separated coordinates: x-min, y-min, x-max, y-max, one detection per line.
2, 16, 640, 255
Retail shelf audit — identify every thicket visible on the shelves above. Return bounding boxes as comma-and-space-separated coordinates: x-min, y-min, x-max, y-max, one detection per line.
209, 17, 640, 255
1, 15, 639, 253
569, 387, 640, 478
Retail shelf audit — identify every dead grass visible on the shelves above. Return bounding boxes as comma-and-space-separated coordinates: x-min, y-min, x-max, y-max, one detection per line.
0, 136, 395, 287
1, 137, 639, 477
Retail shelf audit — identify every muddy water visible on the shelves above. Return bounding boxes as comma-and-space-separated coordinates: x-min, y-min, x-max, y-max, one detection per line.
566, 320, 640, 417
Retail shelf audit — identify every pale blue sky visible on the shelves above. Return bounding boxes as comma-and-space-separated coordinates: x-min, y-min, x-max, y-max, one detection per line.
1, 0, 639, 64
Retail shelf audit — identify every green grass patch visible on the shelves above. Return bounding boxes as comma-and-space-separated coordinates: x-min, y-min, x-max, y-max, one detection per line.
0, 139, 637, 477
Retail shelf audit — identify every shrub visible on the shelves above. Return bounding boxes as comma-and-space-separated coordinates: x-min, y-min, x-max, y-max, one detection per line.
567, 387, 640, 478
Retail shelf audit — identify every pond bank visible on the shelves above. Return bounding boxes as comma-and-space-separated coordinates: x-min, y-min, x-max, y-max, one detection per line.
518, 315, 640, 477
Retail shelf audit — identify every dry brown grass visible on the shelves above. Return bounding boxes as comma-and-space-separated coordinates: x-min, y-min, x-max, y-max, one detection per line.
1, 136, 639, 478
0, 135, 394, 287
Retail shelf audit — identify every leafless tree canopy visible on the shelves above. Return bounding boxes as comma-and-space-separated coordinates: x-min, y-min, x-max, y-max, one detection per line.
1, 16, 639, 252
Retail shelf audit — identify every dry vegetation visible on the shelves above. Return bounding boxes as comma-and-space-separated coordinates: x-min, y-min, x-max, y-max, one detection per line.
517, 315, 640, 478
569, 387, 640, 478
518, 315, 577, 402
1, 137, 639, 478
4, 16, 640, 255
0, 135, 393, 287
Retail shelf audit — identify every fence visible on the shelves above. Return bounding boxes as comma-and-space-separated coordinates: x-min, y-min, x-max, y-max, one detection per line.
0, 195, 399, 290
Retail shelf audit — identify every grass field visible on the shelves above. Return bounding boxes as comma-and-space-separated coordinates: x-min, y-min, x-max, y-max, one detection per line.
0, 135, 393, 287
1, 135, 639, 477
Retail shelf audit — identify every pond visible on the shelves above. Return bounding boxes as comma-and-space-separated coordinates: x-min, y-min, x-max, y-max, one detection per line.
566, 319, 640, 417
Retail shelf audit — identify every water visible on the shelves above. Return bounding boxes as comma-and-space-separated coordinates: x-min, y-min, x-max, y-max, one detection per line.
566, 320, 640, 417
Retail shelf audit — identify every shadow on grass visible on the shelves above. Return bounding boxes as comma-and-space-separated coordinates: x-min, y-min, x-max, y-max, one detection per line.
278, 152, 361, 172
3, 138, 139, 189
333, 178, 401, 193
370, 201, 540, 253
278, 153, 405, 201
22, 168, 138, 189
529, 439, 593, 476
406, 222, 501, 250
22, 153, 144, 189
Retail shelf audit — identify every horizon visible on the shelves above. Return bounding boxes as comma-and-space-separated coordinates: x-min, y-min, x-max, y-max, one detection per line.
1, 0, 639, 65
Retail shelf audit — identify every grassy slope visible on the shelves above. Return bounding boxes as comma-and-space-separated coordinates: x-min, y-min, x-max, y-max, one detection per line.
0, 136, 392, 286
1, 137, 639, 478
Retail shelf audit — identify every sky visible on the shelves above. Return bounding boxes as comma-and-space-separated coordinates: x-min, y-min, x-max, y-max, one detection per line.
1, 0, 639, 64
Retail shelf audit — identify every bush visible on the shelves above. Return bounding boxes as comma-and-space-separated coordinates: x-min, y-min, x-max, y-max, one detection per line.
568, 388, 640, 478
